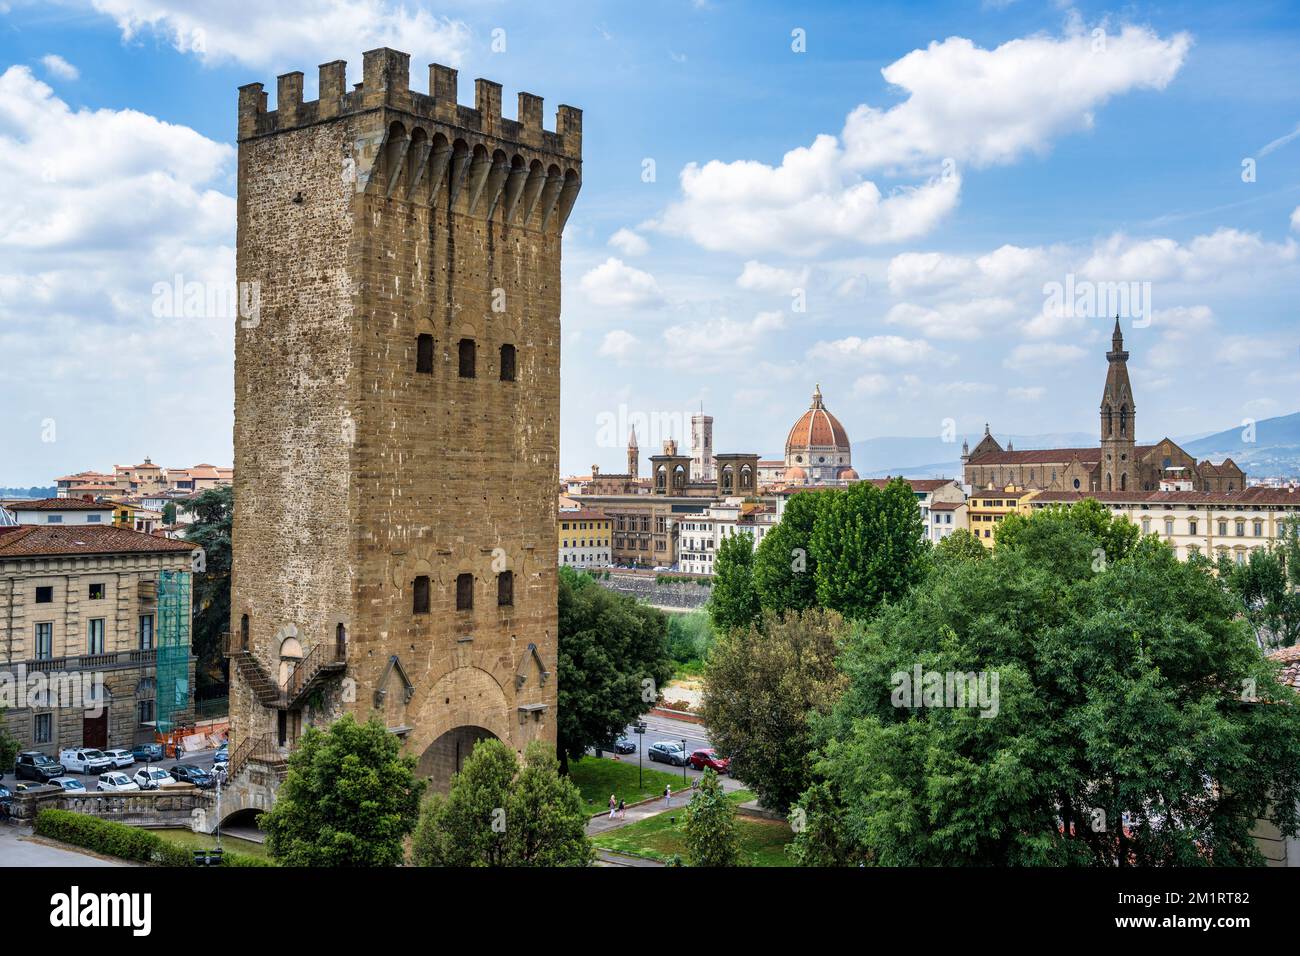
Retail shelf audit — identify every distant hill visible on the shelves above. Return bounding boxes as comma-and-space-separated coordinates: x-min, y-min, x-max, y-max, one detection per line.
842, 411, 1300, 481
0, 486, 56, 499
1180, 411, 1300, 478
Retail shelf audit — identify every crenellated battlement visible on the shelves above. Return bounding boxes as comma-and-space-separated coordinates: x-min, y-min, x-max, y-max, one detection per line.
237, 47, 582, 163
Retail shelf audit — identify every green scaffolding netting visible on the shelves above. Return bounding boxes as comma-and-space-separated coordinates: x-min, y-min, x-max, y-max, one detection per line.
156, 570, 192, 734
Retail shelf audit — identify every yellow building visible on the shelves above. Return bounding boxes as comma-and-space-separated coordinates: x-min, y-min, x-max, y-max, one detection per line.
559, 509, 613, 568
967, 486, 1040, 547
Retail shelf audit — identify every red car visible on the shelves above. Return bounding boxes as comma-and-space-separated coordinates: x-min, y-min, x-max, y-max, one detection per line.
688, 748, 730, 774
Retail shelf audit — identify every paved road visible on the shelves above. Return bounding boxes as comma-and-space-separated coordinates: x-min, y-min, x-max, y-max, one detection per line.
0, 825, 127, 866
593, 712, 746, 793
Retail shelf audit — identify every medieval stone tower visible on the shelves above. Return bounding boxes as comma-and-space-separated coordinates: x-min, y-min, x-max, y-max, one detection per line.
228, 48, 580, 798
1100, 316, 1135, 492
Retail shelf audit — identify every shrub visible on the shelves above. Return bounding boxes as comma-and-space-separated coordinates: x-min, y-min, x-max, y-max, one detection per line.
33, 808, 273, 866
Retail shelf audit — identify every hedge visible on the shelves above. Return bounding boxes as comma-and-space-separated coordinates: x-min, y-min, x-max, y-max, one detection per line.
33, 808, 273, 867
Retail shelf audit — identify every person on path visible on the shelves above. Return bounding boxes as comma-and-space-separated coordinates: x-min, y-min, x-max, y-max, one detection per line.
618, 798, 626, 819
665, 784, 672, 807
608, 794, 617, 819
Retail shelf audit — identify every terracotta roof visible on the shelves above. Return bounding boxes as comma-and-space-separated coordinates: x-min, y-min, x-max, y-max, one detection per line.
931, 500, 965, 511
1031, 487, 1300, 507
866, 478, 957, 492
0, 525, 197, 558
1268, 646, 1300, 691
7, 498, 115, 511
786, 385, 850, 452
967, 445, 1157, 466
560, 510, 611, 522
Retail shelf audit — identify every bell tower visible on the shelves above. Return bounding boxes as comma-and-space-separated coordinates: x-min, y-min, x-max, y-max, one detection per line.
1100, 316, 1136, 492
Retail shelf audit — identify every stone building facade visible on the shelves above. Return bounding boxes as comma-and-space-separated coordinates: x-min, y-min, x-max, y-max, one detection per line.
229, 48, 580, 794
0, 526, 196, 754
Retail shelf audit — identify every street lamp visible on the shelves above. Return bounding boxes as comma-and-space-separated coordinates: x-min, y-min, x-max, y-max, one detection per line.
681, 737, 688, 783
635, 722, 646, 790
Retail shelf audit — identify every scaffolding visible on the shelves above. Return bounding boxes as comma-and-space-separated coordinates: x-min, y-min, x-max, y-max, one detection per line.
156, 570, 192, 735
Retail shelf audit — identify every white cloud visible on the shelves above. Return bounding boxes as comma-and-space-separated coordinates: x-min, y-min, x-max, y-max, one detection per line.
657, 135, 962, 255
841, 25, 1191, 172
1006, 386, 1046, 402
598, 329, 640, 361
1291, 206, 1300, 232
808, 334, 940, 367
852, 373, 891, 397
662, 311, 786, 363
608, 228, 649, 257
887, 244, 1048, 296
40, 54, 78, 81
88, 0, 470, 74
1003, 343, 1085, 369
579, 257, 663, 308
1080, 228, 1297, 283
885, 297, 1017, 340
736, 260, 809, 293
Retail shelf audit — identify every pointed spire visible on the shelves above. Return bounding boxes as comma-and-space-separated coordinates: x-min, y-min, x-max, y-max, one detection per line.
628, 428, 638, 448
1112, 314, 1123, 351
984, 422, 990, 436
811, 383, 823, 409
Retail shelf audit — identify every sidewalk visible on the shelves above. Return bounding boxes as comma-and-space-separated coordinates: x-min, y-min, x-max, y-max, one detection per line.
586, 790, 689, 836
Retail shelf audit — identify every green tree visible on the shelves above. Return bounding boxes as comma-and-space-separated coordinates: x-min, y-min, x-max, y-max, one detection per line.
995, 496, 1139, 569
260, 714, 423, 866
557, 567, 674, 773
810, 478, 926, 620
752, 490, 825, 615
794, 505, 1300, 866
709, 531, 760, 633
161, 502, 177, 525
664, 608, 715, 667
184, 486, 232, 687
0, 715, 18, 775
684, 768, 739, 866
932, 527, 988, 566
1217, 527, 1300, 649
702, 608, 848, 812
411, 738, 592, 866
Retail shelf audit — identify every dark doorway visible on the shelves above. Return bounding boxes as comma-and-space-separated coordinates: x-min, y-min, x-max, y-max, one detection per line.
417, 726, 498, 792
83, 710, 107, 750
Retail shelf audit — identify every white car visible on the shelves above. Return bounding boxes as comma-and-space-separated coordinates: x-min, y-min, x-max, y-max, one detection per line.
96, 772, 140, 793
103, 749, 135, 769
58, 748, 113, 774
133, 767, 173, 790
47, 776, 87, 793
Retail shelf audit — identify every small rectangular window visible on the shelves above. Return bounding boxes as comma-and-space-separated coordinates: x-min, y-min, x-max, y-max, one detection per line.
35, 586, 53, 604
456, 573, 474, 611
137, 699, 155, 726
47, 515, 63, 524
87, 619, 105, 654
139, 614, 154, 650
89, 583, 105, 600
499, 343, 517, 382
416, 334, 434, 374
413, 576, 430, 615
497, 571, 514, 607
458, 338, 476, 379
35, 622, 53, 660
34, 712, 52, 744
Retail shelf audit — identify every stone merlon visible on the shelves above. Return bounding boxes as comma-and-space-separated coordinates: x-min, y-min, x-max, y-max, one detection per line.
237, 47, 582, 160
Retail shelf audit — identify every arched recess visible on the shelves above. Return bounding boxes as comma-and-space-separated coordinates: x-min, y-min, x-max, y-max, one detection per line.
409, 665, 514, 791
380, 121, 408, 194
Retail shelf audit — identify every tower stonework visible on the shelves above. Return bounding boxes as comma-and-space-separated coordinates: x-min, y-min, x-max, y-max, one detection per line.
1100, 317, 1135, 492
228, 49, 581, 798
690, 408, 714, 481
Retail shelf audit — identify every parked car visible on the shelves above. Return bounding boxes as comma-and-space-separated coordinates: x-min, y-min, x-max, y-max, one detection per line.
0, 782, 12, 802
58, 748, 113, 774
133, 767, 173, 791
612, 736, 637, 754
647, 741, 689, 767
14, 751, 64, 782
169, 764, 215, 789
95, 772, 140, 793
47, 776, 87, 793
688, 748, 730, 774
103, 749, 135, 769
131, 743, 164, 763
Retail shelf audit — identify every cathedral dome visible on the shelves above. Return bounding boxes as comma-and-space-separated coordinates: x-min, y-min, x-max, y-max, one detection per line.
785, 385, 850, 456
784, 466, 807, 481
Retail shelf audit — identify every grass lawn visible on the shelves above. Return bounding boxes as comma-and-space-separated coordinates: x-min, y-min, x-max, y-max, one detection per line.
568, 755, 697, 816
153, 827, 272, 861
592, 789, 794, 866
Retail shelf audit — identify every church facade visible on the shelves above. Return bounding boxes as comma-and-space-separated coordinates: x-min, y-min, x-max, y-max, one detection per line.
963, 320, 1245, 494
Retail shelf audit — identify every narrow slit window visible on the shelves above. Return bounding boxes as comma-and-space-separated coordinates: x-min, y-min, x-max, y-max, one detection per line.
458, 338, 476, 378
497, 571, 514, 607
456, 573, 473, 611
416, 334, 434, 374
499, 344, 516, 382
413, 575, 430, 615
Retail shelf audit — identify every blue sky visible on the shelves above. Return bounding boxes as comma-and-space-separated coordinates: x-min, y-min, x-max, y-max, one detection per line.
1, 0, 1298, 485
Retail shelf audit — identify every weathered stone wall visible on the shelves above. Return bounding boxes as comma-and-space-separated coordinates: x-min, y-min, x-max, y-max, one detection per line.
11, 783, 208, 829
596, 574, 712, 611
231, 49, 580, 786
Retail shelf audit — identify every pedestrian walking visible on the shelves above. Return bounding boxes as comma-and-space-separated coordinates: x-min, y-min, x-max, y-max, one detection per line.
665, 784, 672, 807
608, 794, 617, 819
618, 798, 626, 819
